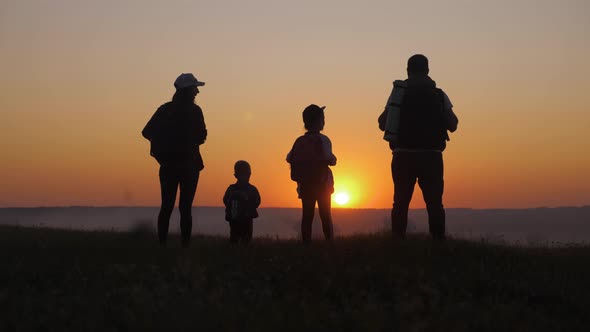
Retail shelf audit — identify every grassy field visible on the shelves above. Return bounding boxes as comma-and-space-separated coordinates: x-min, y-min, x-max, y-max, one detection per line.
1, 225, 589, 331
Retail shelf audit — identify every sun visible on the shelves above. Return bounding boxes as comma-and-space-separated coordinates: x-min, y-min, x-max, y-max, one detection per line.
334, 192, 350, 206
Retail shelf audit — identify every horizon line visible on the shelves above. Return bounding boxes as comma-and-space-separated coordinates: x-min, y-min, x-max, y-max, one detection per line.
1, 205, 589, 210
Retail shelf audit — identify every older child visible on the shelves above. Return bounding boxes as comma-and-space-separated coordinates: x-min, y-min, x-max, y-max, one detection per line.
287, 104, 336, 243
223, 160, 261, 244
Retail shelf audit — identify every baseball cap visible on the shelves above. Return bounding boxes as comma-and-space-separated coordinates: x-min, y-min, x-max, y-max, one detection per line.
303, 104, 326, 113
174, 73, 205, 89
302, 104, 326, 128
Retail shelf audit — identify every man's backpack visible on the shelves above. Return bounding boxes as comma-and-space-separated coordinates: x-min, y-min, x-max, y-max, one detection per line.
398, 86, 448, 151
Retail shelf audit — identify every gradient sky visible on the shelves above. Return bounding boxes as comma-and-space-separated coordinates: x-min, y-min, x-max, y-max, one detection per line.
1, 0, 589, 208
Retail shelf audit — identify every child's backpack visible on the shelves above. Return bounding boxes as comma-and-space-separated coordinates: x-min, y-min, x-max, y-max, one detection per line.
226, 189, 245, 222
225, 187, 256, 222
289, 134, 328, 184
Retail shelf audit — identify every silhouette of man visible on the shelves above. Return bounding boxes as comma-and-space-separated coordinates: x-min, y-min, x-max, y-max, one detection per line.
379, 55, 458, 240
142, 73, 207, 247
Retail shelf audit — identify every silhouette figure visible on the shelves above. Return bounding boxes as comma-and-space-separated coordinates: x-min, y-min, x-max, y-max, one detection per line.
378, 55, 458, 240
223, 160, 261, 244
287, 104, 336, 244
142, 73, 207, 247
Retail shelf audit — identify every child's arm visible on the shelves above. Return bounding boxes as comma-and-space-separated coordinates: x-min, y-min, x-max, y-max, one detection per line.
246, 185, 261, 219
286, 139, 298, 163
321, 135, 337, 166
222, 185, 232, 208
251, 186, 261, 209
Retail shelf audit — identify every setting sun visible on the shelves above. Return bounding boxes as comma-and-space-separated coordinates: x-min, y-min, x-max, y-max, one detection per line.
334, 192, 350, 206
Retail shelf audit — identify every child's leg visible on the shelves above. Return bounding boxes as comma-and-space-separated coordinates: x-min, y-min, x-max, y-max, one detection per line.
229, 221, 239, 243
300, 192, 317, 243
317, 190, 334, 240
246, 219, 254, 242
244, 219, 253, 243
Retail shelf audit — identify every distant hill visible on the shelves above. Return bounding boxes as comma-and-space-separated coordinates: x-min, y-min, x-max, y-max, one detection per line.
1, 206, 589, 245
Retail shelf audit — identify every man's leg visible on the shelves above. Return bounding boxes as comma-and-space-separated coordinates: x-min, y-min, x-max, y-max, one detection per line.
179, 171, 199, 248
391, 153, 417, 239
158, 167, 179, 246
317, 189, 334, 240
418, 153, 445, 240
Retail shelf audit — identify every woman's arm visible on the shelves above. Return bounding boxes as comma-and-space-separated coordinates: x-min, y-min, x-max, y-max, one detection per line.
142, 106, 165, 140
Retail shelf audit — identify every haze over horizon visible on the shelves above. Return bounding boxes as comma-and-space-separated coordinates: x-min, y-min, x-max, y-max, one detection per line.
2, 206, 590, 245
1, 0, 589, 209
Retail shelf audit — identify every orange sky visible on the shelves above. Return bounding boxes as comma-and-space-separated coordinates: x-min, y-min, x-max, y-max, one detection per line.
1, 0, 589, 208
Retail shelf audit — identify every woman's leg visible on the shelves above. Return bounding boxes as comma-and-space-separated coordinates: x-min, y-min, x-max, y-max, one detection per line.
179, 171, 199, 247
158, 167, 178, 246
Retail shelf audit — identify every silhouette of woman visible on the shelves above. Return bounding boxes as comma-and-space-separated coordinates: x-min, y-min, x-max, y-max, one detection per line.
142, 73, 207, 247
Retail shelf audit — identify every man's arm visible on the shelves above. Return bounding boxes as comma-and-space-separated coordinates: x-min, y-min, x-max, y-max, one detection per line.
442, 91, 458, 132
445, 108, 458, 133
378, 84, 396, 131
378, 109, 387, 131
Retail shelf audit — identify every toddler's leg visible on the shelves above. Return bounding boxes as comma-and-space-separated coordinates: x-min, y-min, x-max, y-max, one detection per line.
229, 221, 239, 244
244, 219, 253, 243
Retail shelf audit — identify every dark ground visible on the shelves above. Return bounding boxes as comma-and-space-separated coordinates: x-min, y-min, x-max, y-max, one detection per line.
1, 225, 589, 331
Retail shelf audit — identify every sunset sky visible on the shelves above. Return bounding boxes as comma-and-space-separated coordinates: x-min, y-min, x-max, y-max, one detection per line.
1, 0, 589, 209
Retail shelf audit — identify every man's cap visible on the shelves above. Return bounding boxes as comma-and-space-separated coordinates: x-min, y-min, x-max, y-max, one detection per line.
174, 73, 205, 89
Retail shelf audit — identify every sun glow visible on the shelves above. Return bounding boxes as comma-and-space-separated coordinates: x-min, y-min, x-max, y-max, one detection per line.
334, 192, 350, 206
331, 175, 362, 208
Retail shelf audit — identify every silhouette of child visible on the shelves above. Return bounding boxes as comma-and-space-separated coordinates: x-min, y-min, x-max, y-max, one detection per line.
223, 160, 261, 244
286, 104, 336, 243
